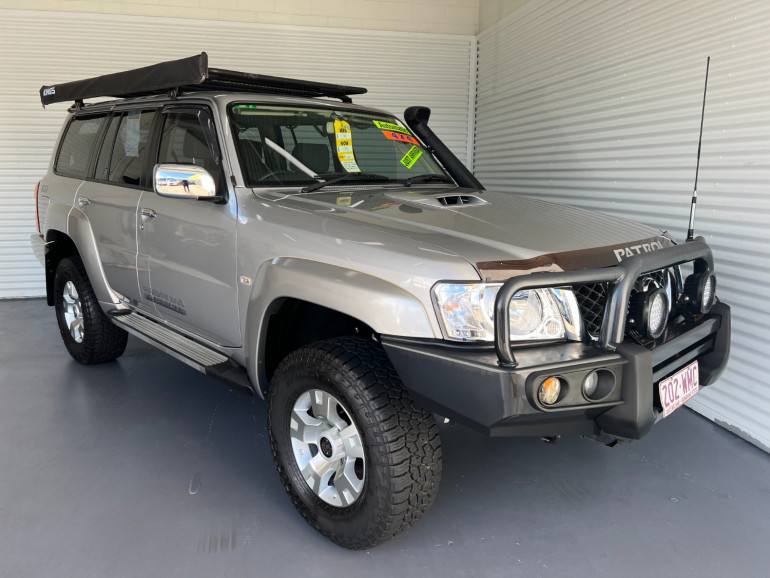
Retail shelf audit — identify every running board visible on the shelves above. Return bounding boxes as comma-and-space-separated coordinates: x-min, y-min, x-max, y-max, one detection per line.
111, 312, 253, 395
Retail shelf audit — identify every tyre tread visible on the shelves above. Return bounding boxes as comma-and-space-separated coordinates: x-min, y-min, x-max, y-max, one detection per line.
54, 256, 128, 364
268, 337, 442, 549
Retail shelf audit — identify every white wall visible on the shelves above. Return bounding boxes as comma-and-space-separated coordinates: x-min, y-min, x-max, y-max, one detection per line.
478, 0, 529, 32
0, 0, 479, 34
0, 8, 476, 296
475, 0, 770, 452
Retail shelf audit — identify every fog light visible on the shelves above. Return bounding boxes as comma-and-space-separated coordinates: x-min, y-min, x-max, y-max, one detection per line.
582, 371, 599, 398
538, 377, 561, 405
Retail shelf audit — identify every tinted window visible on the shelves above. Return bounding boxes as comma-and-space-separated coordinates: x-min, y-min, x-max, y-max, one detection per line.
157, 111, 221, 184
108, 110, 156, 186
94, 115, 121, 182
55, 115, 106, 178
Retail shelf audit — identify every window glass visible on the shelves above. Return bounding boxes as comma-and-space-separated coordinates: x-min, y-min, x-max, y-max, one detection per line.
108, 109, 156, 186
55, 115, 106, 178
229, 104, 448, 187
94, 115, 120, 182
280, 125, 334, 175
158, 112, 220, 184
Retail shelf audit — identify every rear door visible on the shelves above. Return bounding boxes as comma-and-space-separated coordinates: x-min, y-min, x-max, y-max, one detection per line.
74, 108, 158, 307
137, 105, 240, 347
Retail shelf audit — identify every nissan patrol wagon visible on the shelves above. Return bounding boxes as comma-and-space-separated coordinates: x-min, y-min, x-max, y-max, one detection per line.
31, 53, 730, 548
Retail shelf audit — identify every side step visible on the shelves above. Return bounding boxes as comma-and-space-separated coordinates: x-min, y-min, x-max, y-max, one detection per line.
111, 311, 253, 395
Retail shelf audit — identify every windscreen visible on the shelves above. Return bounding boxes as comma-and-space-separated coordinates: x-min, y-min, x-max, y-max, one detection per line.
229, 104, 448, 187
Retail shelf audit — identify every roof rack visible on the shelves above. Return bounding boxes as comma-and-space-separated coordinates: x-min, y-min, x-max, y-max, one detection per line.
40, 52, 367, 106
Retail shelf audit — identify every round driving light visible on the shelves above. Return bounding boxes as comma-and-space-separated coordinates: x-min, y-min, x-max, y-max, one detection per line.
645, 288, 668, 339
538, 377, 561, 406
582, 371, 599, 398
701, 274, 716, 313
683, 272, 717, 315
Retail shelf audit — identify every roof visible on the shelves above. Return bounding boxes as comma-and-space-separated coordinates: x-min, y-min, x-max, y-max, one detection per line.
39, 53, 368, 106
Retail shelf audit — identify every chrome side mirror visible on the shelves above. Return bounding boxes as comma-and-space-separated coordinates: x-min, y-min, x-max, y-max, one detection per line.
153, 164, 220, 201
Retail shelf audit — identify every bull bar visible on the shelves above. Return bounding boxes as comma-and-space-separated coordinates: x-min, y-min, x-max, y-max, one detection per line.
494, 237, 714, 367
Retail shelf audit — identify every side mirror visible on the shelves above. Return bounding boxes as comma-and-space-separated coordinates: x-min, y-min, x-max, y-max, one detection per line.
153, 164, 221, 201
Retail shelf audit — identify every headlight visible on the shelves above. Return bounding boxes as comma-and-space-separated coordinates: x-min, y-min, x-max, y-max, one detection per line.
432, 283, 582, 342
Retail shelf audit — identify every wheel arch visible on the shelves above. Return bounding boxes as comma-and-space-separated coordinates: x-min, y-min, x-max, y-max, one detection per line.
43, 229, 79, 306
244, 258, 438, 397
65, 209, 122, 307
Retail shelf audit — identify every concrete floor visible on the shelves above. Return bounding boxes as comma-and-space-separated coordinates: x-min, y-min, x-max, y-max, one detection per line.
1, 299, 769, 578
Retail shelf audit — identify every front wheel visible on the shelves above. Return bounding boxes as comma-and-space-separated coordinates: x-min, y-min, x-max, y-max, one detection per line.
268, 337, 442, 549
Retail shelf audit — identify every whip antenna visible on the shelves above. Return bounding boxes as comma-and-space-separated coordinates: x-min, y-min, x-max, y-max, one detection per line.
687, 56, 710, 241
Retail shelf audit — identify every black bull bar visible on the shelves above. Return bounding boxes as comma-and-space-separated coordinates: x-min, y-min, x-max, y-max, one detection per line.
494, 237, 714, 367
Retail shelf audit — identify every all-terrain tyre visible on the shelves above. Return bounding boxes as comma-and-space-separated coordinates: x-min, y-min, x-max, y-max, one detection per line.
268, 337, 442, 549
53, 256, 128, 364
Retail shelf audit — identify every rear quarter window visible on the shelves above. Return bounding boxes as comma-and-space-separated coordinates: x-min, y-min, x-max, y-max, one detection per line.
55, 115, 106, 179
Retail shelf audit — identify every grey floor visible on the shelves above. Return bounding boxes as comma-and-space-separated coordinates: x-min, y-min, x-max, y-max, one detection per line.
1, 299, 769, 578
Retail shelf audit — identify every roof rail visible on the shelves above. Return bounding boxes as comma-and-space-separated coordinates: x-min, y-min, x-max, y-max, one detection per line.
39, 52, 367, 106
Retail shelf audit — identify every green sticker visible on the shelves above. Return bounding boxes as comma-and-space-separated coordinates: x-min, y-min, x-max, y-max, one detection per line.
373, 120, 411, 135
400, 145, 423, 169
234, 104, 259, 110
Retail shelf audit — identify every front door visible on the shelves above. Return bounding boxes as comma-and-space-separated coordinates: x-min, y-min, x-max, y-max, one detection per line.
137, 107, 241, 347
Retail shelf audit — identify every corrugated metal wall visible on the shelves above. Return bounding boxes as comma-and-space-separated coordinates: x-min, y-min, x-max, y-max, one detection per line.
0, 8, 475, 297
475, 0, 770, 451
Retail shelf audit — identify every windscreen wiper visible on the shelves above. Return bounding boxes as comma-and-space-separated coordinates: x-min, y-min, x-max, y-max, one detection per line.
403, 173, 455, 187
300, 172, 390, 194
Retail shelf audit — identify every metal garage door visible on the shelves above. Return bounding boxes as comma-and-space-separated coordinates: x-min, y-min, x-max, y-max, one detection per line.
474, 0, 770, 451
0, 8, 475, 297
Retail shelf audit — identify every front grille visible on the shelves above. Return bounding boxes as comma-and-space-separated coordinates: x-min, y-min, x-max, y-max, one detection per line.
575, 282, 608, 335
575, 269, 669, 339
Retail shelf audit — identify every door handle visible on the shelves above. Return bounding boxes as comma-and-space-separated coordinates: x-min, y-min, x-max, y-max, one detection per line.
141, 208, 157, 220
78, 197, 90, 208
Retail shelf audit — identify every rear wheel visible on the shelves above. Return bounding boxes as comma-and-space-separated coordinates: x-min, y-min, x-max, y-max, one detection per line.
268, 337, 442, 549
53, 256, 128, 364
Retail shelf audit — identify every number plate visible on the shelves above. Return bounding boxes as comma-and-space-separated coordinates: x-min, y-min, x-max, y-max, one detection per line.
658, 360, 700, 418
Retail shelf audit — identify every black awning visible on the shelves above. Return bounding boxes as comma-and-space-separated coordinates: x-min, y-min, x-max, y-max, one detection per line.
40, 52, 367, 106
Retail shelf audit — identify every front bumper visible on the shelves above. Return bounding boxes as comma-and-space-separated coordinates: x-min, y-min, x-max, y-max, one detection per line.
383, 305, 730, 441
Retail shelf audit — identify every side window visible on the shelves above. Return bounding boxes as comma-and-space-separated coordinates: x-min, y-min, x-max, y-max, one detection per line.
108, 109, 156, 186
94, 114, 121, 182
158, 111, 221, 184
55, 115, 106, 178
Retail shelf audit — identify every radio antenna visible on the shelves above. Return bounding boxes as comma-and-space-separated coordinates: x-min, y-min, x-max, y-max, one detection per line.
687, 56, 710, 241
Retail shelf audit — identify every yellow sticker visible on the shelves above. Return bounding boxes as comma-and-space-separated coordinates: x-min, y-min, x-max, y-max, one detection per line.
373, 120, 411, 135
336, 195, 352, 206
400, 145, 423, 169
334, 120, 361, 173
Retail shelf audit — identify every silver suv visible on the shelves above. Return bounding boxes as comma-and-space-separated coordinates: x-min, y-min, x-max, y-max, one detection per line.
32, 54, 730, 549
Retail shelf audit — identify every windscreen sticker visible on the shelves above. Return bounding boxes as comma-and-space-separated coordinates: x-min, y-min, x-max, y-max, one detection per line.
382, 130, 419, 146
334, 119, 361, 173
336, 194, 352, 206
400, 145, 423, 169
373, 120, 411, 134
